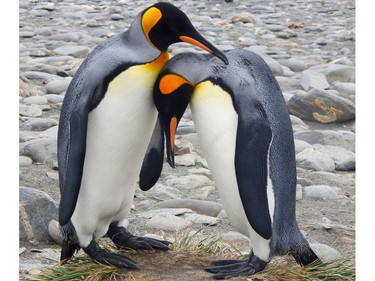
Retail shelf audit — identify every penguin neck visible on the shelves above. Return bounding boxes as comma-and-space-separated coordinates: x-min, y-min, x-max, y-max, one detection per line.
126, 14, 162, 61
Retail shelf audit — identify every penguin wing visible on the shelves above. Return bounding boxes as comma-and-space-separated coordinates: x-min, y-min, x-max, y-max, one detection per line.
139, 115, 165, 191
58, 85, 92, 226
234, 99, 273, 240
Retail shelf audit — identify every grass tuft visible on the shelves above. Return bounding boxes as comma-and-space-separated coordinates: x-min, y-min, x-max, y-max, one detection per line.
20, 255, 118, 281
20, 232, 355, 281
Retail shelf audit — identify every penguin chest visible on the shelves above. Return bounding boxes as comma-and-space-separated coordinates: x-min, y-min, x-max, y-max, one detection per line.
73, 64, 160, 227
190, 81, 251, 236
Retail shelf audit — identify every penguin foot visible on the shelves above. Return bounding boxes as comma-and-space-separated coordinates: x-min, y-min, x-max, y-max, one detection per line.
83, 239, 140, 269
107, 223, 171, 251
205, 251, 268, 279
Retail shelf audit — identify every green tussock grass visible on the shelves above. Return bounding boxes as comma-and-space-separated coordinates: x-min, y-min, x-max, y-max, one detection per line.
21, 229, 355, 281
251, 257, 355, 281
20, 255, 119, 281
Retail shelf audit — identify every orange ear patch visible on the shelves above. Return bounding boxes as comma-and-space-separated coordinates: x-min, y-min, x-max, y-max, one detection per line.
159, 74, 191, 95
142, 7, 162, 45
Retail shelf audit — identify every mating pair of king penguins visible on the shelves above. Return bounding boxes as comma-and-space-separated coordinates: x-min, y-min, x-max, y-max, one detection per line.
58, 2, 320, 279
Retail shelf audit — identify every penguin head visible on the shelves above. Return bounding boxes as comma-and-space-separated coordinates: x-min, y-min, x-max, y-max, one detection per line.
153, 69, 194, 168
141, 3, 228, 64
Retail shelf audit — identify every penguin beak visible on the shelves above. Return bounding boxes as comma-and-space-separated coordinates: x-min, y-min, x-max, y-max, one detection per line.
165, 116, 177, 168
179, 35, 228, 65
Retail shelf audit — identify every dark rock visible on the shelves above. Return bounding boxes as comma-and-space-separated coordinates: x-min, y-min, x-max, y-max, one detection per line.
19, 187, 58, 243
287, 88, 355, 123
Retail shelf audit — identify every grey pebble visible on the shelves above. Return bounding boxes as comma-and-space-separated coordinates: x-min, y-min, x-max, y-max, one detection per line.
20, 118, 58, 132
19, 104, 43, 118
300, 70, 330, 91
310, 243, 342, 262
22, 96, 49, 106
53, 45, 91, 58
150, 199, 223, 217
164, 174, 212, 189
304, 185, 339, 200
313, 144, 355, 171
19, 156, 33, 167
139, 208, 192, 219
45, 78, 72, 95
146, 215, 192, 231
296, 148, 336, 172
20, 137, 57, 165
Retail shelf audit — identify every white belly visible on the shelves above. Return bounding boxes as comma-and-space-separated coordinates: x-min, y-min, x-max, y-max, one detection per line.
191, 81, 273, 261
71, 65, 159, 246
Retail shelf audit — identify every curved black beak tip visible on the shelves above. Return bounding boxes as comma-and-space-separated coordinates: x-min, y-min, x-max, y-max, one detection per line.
167, 153, 175, 169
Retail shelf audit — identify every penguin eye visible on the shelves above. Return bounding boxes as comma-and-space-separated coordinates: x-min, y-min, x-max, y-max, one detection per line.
169, 25, 179, 34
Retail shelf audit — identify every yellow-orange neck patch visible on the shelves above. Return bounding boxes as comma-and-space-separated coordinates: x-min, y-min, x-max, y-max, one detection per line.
159, 74, 191, 95
142, 7, 162, 47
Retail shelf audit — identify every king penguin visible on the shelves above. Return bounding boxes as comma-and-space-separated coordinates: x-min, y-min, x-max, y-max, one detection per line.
153, 49, 320, 279
57, 2, 228, 269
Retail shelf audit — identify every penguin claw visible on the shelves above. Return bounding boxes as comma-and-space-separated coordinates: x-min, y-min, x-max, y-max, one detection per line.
107, 223, 171, 251
205, 252, 268, 279
83, 240, 140, 270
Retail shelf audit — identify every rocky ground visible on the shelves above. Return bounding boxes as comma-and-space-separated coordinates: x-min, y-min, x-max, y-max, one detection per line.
19, 0, 355, 280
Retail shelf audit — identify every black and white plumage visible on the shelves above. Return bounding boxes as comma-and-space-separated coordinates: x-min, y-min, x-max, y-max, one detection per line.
57, 2, 227, 269
153, 49, 320, 279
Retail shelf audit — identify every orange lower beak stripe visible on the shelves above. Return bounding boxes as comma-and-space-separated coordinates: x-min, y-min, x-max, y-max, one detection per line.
179, 36, 212, 54
170, 117, 177, 153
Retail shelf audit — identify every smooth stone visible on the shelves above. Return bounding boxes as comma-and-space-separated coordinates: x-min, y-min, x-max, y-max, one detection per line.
40, 126, 58, 138
301, 171, 355, 188
44, 94, 65, 104
175, 138, 194, 155
313, 144, 355, 171
19, 31, 36, 38
304, 185, 339, 200
19, 156, 33, 167
287, 88, 355, 123
310, 243, 342, 262
300, 70, 330, 91
174, 154, 197, 167
53, 45, 90, 58
331, 81, 355, 97
139, 208, 193, 219
220, 231, 250, 243
18, 104, 43, 117
164, 174, 212, 189
143, 183, 182, 201
48, 220, 63, 245
310, 64, 355, 83
294, 139, 312, 154
296, 148, 336, 172
290, 115, 309, 131
49, 33, 81, 42
19, 187, 58, 242
231, 12, 257, 24
278, 58, 306, 72
183, 213, 219, 226
146, 214, 192, 231
21, 71, 59, 82
23, 96, 49, 106
111, 14, 124, 20
20, 118, 58, 131
294, 130, 355, 152
247, 49, 284, 76
150, 199, 223, 217
19, 79, 40, 98
45, 78, 72, 95
19, 137, 57, 165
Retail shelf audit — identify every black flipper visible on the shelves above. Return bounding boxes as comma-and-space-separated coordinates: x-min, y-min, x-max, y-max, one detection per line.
139, 116, 165, 191
107, 223, 171, 251
83, 239, 140, 269
205, 251, 268, 279
234, 100, 273, 240
58, 92, 91, 227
